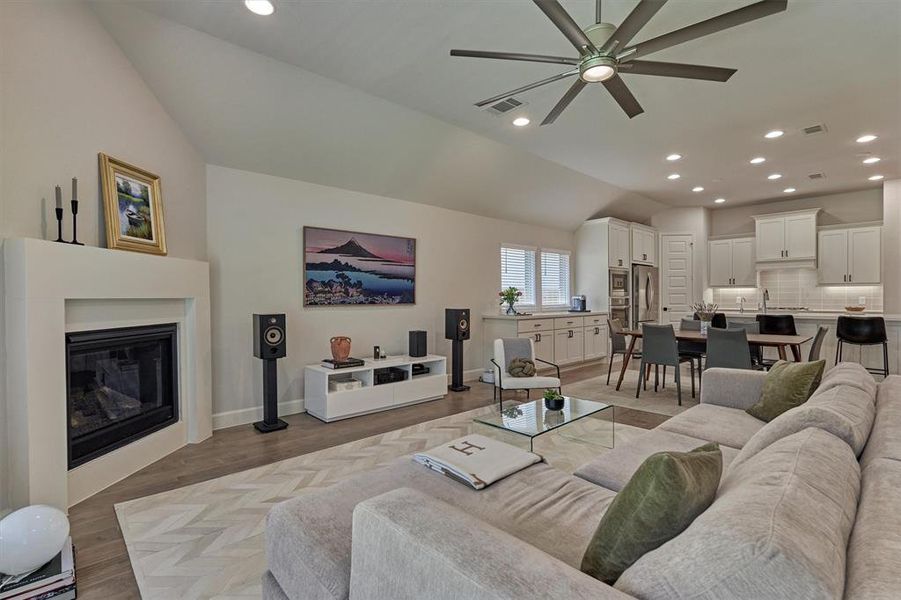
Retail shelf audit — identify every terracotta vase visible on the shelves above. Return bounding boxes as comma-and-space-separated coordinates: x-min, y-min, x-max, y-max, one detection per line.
330, 336, 352, 362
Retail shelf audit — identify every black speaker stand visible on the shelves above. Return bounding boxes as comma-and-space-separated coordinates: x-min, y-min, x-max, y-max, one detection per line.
254, 358, 288, 433
448, 339, 470, 392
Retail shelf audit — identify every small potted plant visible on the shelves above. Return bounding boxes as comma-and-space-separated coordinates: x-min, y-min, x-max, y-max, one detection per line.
690, 301, 719, 335
543, 389, 565, 411
498, 286, 523, 315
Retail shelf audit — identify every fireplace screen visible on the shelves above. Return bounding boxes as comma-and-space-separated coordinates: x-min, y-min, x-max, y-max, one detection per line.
66, 323, 178, 469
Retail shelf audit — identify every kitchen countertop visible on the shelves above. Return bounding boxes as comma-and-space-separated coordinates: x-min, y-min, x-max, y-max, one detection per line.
717, 309, 901, 322
483, 310, 608, 320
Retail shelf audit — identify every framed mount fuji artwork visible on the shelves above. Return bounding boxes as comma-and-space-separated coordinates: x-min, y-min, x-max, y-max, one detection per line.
303, 227, 416, 306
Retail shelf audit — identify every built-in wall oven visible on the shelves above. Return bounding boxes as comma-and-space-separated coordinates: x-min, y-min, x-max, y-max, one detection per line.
609, 268, 630, 326
609, 268, 629, 297
608, 296, 630, 327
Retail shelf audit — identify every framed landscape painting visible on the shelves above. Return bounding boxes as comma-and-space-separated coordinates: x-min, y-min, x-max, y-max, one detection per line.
303, 227, 415, 306
99, 153, 167, 255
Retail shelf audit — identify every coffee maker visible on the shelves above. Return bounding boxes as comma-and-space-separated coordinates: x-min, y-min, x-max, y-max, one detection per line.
570, 295, 587, 312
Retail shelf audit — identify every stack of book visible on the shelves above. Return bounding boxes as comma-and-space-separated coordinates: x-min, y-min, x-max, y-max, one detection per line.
320, 357, 364, 369
0, 538, 75, 600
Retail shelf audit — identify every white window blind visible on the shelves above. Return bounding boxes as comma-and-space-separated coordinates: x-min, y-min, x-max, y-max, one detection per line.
500, 245, 536, 305
541, 250, 571, 307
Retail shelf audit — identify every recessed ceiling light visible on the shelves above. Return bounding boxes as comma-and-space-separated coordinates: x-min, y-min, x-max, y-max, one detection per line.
783, 187, 796, 193
767, 173, 783, 180
666, 154, 682, 161
244, 0, 275, 15
765, 130, 784, 139
692, 186, 704, 192
667, 173, 681, 180
750, 157, 766, 164
714, 198, 726, 204
512, 117, 530, 127
863, 156, 881, 164
856, 134, 878, 143
869, 175, 884, 181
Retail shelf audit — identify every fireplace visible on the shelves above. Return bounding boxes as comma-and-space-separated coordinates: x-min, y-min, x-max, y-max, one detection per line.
66, 323, 179, 469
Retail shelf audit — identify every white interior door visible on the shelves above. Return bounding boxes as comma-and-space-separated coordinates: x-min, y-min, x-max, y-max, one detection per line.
661, 234, 693, 326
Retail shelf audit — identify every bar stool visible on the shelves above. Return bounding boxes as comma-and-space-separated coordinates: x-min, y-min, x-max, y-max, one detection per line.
756, 314, 797, 368
836, 316, 889, 377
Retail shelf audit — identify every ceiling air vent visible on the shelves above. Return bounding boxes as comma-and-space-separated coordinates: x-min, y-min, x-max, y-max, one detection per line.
808, 172, 826, 180
485, 97, 524, 115
802, 123, 827, 136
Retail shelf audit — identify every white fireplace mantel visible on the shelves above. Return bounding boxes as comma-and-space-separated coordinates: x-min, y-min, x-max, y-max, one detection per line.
3, 238, 212, 509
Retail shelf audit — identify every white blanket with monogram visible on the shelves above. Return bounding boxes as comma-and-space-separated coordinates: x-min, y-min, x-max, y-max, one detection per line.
412, 434, 541, 490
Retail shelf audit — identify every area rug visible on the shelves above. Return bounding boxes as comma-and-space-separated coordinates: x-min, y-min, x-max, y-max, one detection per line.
564, 365, 700, 417
115, 404, 647, 599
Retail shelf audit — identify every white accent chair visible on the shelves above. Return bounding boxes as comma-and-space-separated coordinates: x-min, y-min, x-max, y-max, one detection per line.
490, 338, 561, 407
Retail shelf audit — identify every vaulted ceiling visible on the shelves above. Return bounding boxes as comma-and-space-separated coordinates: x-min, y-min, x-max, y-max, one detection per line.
93, 1, 899, 228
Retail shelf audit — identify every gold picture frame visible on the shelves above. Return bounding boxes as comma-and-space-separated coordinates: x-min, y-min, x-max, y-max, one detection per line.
99, 152, 167, 255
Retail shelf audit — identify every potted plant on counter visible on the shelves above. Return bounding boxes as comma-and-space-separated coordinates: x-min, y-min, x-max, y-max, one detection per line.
498, 286, 523, 315
690, 301, 719, 336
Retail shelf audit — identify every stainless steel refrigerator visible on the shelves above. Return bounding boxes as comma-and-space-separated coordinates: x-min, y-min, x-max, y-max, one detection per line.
631, 264, 660, 329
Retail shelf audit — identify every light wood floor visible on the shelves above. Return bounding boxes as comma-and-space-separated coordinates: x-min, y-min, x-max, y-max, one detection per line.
69, 362, 667, 599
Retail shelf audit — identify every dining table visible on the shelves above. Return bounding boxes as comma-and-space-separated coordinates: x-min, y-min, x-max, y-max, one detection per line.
614, 327, 814, 391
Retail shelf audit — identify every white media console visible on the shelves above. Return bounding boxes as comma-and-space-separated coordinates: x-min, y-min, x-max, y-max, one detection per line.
304, 355, 447, 422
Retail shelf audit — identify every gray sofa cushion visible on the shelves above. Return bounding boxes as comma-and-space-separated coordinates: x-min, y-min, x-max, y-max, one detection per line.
615, 428, 860, 600
729, 383, 876, 470
860, 375, 901, 468
266, 459, 615, 600
817, 361, 878, 397
263, 570, 290, 600
657, 404, 764, 449
845, 458, 901, 600
574, 429, 738, 492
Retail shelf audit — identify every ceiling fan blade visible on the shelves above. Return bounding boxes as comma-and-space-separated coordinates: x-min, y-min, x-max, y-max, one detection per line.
619, 60, 736, 82
533, 0, 598, 55
602, 76, 644, 118
541, 79, 587, 125
450, 49, 579, 66
599, 0, 668, 55
474, 70, 579, 107
621, 0, 787, 60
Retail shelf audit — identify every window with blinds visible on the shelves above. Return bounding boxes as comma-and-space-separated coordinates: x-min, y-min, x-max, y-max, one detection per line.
541, 250, 571, 307
500, 246, 536, 306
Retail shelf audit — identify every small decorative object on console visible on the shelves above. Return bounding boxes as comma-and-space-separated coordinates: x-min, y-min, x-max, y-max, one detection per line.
543, 389, 565, 411
329, 336, 352, 362
321, 357, 365, 369
0, 505, 70, 576
498, 286, 523, 315
690, 301, 719, 336
53, 185, 66, 243
69, 177, 84, 246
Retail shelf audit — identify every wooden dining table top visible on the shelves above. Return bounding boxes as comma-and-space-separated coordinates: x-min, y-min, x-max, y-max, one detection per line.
621, 328, 813, 347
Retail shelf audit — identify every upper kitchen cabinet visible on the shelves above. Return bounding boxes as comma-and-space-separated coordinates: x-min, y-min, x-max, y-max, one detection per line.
818, 226, 881, 284
630, 224, 657, 266
709, 237, 756, 287
610, 222, 631, 269
754, 209, 819, 266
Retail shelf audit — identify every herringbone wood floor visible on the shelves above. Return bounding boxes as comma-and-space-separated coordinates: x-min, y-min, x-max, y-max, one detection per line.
70, 362, 667, 599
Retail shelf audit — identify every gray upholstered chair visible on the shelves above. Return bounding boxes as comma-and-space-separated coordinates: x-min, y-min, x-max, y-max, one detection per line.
491, 338, 560, 407
809, 326, 829, 361
705, 327, 753, 370
726, 320, 763, 367
606, 318, 641, 385
636, 324, 694, 405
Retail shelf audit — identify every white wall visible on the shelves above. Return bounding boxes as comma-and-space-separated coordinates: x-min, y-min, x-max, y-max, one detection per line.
709, 188, 884, 237
0, 0, 207, 511
206, 165, 574, 426
651, 207, 710, 306
884, 179, 901, 313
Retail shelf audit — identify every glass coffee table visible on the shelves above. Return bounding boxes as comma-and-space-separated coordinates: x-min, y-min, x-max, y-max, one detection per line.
474, 397, 614, 452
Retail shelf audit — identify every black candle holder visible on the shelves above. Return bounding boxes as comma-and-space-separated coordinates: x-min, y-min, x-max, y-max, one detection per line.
70, 200, 84, 246
54, 207, 66, 243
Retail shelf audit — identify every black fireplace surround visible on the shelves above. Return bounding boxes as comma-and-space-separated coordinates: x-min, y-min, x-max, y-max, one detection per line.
66, 323, 179, 469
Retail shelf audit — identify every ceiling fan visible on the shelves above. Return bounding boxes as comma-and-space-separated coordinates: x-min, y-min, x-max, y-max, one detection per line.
450, 0, 788, 125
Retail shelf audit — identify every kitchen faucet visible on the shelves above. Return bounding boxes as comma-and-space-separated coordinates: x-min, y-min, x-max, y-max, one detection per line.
762, 289, 769, 314
739, 297, 747, 313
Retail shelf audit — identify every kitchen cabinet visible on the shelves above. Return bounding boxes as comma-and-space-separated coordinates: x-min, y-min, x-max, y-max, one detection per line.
609, 222, 631, 268
519, 331, 555, 363
754, 209, 819, 262
554, 327, 584, 365
583, 324, 609, 361
631, 225, 657, 265
708, 237, 756, 286
818, 226, 881, 284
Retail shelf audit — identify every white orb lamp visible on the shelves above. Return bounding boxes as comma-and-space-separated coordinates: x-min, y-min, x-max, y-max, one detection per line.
0, 505, 70, 575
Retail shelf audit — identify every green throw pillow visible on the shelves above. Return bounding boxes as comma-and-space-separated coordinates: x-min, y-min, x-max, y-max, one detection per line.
508, 357, 536, 377
580, 443, 722, 585
746, 360, 826, 422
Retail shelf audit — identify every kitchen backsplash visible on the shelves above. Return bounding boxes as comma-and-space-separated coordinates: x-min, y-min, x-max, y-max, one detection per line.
709, 268, 883, 312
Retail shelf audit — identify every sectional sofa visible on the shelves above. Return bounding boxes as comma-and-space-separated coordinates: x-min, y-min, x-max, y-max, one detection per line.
263, 362, 900, 599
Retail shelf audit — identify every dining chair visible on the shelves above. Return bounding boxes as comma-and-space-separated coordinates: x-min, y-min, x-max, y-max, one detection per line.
675, 318, 704, 388
726, 320, 763, 368
636, 324, 694, 405
756, 314, 797, 368
808, 326, 829, 361
606, 318, 641, 385
705, 327, 753, 370
836, 316, 888, 377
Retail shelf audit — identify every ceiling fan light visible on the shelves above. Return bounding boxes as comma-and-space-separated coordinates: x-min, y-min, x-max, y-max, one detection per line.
580, 56, 617, 82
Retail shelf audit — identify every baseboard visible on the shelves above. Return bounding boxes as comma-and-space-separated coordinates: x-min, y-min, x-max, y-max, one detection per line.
212, 398, 306, 430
